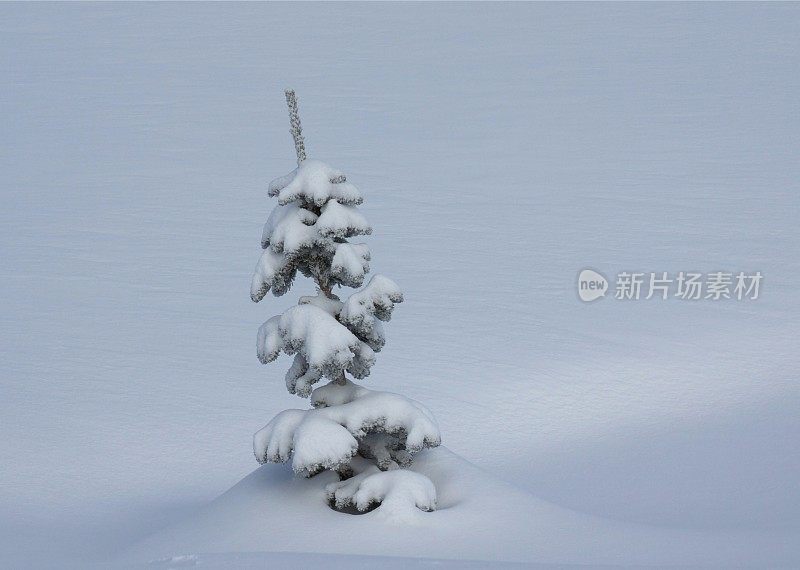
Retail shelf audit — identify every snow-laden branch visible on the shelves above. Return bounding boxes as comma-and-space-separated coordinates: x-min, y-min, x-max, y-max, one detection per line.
339, 275, 403, 350
250, 248, 297, 302
252, 160, 374, 301
257, 304, 376, 395
358, 433, 412, 470
269, 160, 363, 207
260, 203, 319, 252
316, 200, 372, 239
325, 461, 437, 517
254, 380, 441, 476
331, 243, 370, 288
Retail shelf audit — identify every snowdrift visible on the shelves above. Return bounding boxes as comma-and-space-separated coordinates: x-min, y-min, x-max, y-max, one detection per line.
128, 447, 798, 567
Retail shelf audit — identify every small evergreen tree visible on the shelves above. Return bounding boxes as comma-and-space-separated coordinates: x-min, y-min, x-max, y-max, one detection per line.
251, 90, 441, 514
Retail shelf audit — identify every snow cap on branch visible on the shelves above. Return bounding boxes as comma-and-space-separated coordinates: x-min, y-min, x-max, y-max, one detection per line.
325, 463, 437, 516
257, 304, 377, 395
260, 203, 319, 253
250, 248, 297, 302
339, 275, 403, 349
254, 380, 441, 475
316, 200, 372, 239
269, 160, 363, 207
331, 243, 371, 288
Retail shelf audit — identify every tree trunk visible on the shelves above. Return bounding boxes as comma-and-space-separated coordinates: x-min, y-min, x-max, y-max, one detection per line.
284, 89, 306, 165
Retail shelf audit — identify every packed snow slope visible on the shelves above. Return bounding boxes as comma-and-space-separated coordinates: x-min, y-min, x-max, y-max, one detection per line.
1, 2, 799, 567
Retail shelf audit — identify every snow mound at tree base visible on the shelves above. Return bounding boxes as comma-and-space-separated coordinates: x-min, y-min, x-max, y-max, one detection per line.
127, 447, 798, 568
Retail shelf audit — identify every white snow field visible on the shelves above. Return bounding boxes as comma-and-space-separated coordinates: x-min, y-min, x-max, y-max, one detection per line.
2, 3, 799, 568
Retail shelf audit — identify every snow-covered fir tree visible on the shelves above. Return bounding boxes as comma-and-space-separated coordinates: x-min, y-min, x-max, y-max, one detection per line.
251, 90, 441, 514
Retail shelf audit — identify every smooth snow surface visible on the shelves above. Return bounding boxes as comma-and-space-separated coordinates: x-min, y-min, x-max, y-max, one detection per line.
2, 2, 800, 568
128, 448, 797, 567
